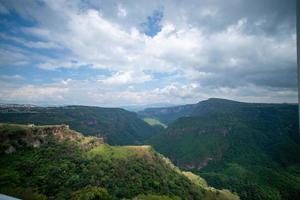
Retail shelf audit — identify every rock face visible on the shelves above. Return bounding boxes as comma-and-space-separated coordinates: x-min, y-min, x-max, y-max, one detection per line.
0, 123, 104, 154
182, 157, 214, 170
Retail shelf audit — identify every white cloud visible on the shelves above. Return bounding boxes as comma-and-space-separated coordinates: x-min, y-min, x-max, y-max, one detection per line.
0, 74, 25, 81
0, 45, 30, 66
200, 7, 218, 17
0, 77, 297, 107
19, 4, 296, 83
0, 0, 297, 105
22, 27, 51, 38
38, 60, 87, 70
100, 71, 151, 85
0, 84, 68, 104
117, 4, 127, 17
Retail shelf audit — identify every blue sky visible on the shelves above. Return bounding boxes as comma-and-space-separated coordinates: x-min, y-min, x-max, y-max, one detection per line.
0, 0, 297, 106
140, 9, 163, 37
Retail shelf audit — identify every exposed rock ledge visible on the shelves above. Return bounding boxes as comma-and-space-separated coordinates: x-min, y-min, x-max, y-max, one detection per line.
0, 123, 104, 154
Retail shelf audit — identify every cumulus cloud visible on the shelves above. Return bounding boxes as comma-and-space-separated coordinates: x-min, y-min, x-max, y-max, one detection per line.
0, 0, 297, 105
0, 84, 68, 104
100, 71, 152, 86
117, 4, 127, 18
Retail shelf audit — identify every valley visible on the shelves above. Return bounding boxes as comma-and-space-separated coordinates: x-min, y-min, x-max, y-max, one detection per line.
0, 98, 299, 200
0, 105, 159, 145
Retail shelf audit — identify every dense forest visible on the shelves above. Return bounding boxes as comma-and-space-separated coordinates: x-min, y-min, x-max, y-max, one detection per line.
0, 105, 159, 145
149, 98, 300, 200
1, 98, 299, 200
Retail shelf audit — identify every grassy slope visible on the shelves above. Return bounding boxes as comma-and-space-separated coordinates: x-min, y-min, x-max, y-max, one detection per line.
0, 105, 158, 145
143, 118, 168, 128
149, 99, 300, 200
138, 104, 196, 125
0, 124, 239, 200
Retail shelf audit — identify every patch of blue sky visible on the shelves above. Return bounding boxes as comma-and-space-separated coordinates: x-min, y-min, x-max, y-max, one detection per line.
151, 70, 185, 81
0, 10, 36, 30
77, 0, 102, 13
0, 62, 113, 84
0, 37, 68, 59
56, 66, 112, 81
140, 9, 164, 37
0, 11, 70, 57
0, 11, 38, 44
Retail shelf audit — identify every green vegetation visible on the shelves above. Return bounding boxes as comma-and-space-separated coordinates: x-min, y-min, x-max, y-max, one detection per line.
132, 194, 181, 200
87, 144, 153, 160
183, 172, 208, 188
143, 118, 167, 128
0, 123, 238, 200
3, 98, 298, 200
0, 105, 159, 145
149, 98, 300, 200
71, 186, 114, 200
138, 104, 196, 124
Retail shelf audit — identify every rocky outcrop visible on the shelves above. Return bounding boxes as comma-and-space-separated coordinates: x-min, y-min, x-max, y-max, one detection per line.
0, 124, 104, 154
181, 157, 214, 170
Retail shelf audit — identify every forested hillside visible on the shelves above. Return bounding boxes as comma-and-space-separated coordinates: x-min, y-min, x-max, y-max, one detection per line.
149, 98, 300, 200
138, 104, 196, 124
0, 123, 239, 200
0, 105, 158, 145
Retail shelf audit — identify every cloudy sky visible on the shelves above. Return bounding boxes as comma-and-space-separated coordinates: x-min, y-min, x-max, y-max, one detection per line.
0, 0, 297, 106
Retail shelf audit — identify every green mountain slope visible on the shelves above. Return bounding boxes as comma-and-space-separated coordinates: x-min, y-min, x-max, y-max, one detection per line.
149, 98, 300, 200
0, 123, 238, 200
143, 118, 167, 128
0, 105, 158, 145
138, 104, 196, 124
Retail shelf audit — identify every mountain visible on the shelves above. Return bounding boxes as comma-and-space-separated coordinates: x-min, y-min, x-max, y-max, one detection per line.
149, 98, 300, 200
0, 123, 239, 200
122, 103, 177, 112
0, 105, 158, 145
138, 104, 197, 124
0, 103, 37, 108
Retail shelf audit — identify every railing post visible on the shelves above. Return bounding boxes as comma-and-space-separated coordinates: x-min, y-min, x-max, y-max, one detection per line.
297, 0, 300, 133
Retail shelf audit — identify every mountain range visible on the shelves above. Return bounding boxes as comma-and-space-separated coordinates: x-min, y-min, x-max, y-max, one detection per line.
0, 105, 159, 145
148, 98, 300, 200
0, 98, 299, 200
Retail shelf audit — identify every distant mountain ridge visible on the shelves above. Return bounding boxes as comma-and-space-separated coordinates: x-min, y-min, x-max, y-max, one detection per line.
0, 105, 159, 145
138, 98, 297, 124
0, 103, 38, 108
137, 98, 239, 124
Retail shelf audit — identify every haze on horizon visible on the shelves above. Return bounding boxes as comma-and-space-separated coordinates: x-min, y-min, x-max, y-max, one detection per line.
0, 0, 297, 107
